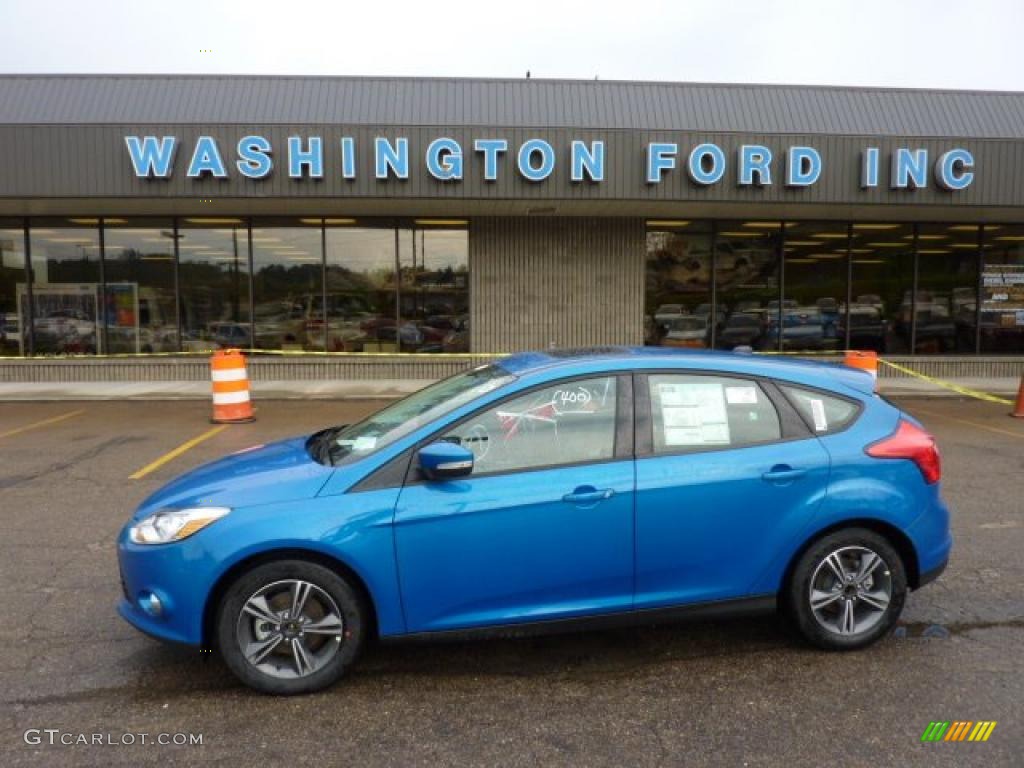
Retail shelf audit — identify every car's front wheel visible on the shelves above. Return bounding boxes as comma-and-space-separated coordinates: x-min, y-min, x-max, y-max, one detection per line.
216, 560, 366, 695
786, 528, 907, 650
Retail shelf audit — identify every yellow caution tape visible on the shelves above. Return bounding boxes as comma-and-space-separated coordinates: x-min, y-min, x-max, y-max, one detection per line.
0, 348, 507, 361
877, 358, 1014, 406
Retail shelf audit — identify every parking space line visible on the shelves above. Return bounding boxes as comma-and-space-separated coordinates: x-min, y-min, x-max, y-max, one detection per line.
129, 425, 228, 480
912, 407, 1024, 440
0, 409, 85, 439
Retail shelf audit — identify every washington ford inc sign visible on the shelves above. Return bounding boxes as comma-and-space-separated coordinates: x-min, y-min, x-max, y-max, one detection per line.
124, 135, 976, 191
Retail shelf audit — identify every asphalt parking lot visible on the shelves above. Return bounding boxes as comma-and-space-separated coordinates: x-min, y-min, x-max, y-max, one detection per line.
0, 397, 1021, 767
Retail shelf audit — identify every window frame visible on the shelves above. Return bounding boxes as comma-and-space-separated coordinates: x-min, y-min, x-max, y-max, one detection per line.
775, 381, 864, 437
350, 372, 634, 491
634, 370, 810, 459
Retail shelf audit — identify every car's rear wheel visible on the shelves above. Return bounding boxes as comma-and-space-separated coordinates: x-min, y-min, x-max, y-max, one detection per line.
216, 560, 366, 695
786, 528, 906, 650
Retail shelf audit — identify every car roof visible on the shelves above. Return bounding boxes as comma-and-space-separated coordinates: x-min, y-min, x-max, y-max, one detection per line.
495, 346, 874, 396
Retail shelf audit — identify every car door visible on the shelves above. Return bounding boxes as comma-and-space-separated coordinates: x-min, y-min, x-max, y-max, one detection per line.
394, 374, 635, 633
633, 372, 831, 609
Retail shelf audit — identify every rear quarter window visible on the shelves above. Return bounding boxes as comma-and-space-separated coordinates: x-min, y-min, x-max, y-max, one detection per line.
779, 384, 860, 434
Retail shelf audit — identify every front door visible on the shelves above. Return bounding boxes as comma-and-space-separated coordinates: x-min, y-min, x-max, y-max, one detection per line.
634, 372, 831, 609
394, 375, 635, 633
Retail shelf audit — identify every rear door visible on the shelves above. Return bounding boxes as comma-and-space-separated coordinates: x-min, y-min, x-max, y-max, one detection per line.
633, 372, 831, 609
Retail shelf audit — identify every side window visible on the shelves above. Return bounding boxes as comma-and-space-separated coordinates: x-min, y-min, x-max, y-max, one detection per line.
648, 374, 781, 454
442, 376, 618, 475
779, 384, 859, 434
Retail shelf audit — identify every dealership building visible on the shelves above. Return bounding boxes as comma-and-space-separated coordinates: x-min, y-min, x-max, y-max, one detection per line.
0, 75, 1022, 383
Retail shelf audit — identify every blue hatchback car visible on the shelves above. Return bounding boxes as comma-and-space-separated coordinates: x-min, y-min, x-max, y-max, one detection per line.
118, 347, 951, 694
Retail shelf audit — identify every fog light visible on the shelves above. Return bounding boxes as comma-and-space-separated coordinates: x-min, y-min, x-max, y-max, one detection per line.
139, 591, 164, 618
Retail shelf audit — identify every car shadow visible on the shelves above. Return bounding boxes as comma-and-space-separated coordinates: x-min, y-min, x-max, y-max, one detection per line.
354, 616, 795, 682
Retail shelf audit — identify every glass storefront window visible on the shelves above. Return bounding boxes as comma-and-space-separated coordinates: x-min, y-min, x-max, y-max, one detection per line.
715, 221, 782, 350
0, 220, 27, 356
251, 220, 323, 351
324, 223, 399, 353
848, 222, 915, 354
915, 223, 978, 354
981, 224, 1024, 353
102, 219, 178, 353
781, 222, 848, 352
644, 222, 713, 349
177, 219, 250, 351
29, 219, 102, 354
399, 223, 469, 353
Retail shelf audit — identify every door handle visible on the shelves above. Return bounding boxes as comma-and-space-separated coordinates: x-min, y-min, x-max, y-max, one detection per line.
562, 486, 615, 504
761, 465, 807, 483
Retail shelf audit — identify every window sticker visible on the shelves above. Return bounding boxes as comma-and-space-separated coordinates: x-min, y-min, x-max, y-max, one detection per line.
725, 385, 758, 405
657, 381, 730, 446
809, 398, 828, 432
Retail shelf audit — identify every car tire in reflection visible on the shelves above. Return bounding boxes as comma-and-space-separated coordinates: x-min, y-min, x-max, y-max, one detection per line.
216, 559, 366, 695
786, 528, 906, 651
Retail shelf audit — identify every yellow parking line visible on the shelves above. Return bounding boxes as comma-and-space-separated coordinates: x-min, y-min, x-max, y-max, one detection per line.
130, 425, 228, 480
0, 409, 85, 439
913, 407, 1024, 440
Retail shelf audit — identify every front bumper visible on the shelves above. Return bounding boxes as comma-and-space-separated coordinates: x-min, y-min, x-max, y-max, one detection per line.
117, 525, 215, 647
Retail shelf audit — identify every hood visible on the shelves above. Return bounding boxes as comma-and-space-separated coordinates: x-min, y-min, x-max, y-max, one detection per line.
134, 435, 333, 518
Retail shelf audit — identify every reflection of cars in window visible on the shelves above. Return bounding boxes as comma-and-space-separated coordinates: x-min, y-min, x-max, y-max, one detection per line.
117, 348, 951, 695
660, 315, 709, 348
838, 305, 888, 353
718, 312, 764, 349
764, 307, 829, 350
653, 304, 687, 325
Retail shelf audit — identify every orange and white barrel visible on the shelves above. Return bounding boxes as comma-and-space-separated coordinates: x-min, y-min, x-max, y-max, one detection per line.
210, 349, 254, 423
844, 349, 879, 390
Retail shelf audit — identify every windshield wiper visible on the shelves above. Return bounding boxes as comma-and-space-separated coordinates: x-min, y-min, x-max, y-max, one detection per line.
306, 425, 348, 465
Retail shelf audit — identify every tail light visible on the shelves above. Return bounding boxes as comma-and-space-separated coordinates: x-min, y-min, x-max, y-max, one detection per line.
865, 419, 941, 484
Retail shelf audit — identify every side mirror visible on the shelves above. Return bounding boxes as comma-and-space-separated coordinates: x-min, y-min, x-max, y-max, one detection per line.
418, 441, 474, 481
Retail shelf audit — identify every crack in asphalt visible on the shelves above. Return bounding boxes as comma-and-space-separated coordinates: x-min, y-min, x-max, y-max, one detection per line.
0, 436, 145, 490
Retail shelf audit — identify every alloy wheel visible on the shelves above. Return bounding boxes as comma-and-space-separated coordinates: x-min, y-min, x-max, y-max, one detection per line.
236, 579, 345, 679
808, 546, 893, 636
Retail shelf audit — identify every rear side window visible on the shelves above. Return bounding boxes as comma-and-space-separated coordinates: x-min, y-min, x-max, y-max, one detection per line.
779, 384, 859, 434
648, 374, 781, 453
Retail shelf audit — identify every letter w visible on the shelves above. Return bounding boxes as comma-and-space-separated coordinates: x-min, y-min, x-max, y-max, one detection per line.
125, 136, 177, 178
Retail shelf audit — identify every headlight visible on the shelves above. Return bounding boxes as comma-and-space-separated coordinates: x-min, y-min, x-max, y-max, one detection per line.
129, 507, 230, 545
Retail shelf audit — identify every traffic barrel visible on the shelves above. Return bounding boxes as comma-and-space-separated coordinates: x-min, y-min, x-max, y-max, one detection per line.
1011, 375, 1024, 419
210, 349, 255, 423
844, 349, 879, 391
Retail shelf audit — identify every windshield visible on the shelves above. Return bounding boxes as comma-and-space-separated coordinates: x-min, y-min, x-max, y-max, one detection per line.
313, 364, 515, 465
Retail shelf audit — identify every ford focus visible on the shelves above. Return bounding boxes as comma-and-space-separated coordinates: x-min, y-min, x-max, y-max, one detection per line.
117, 347, 951, 694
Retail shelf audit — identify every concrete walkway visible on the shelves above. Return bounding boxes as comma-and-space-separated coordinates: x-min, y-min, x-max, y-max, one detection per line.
0, 377, 1018, 401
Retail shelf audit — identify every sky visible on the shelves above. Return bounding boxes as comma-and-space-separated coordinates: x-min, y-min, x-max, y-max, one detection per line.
0, 0, 1022, 90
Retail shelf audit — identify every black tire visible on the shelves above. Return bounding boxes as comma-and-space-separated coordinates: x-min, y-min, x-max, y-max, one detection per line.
216, 559, 366, 695
785, 528, 906, 651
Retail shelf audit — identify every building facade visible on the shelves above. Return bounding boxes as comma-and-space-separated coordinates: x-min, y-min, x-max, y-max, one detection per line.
1, 75, 1023, 365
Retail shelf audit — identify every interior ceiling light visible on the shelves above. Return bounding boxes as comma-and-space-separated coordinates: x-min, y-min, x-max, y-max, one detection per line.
414, 219, 469, 226
646, 220, 691, 228
184, 218, 243, 224
852, 223, 900, 230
